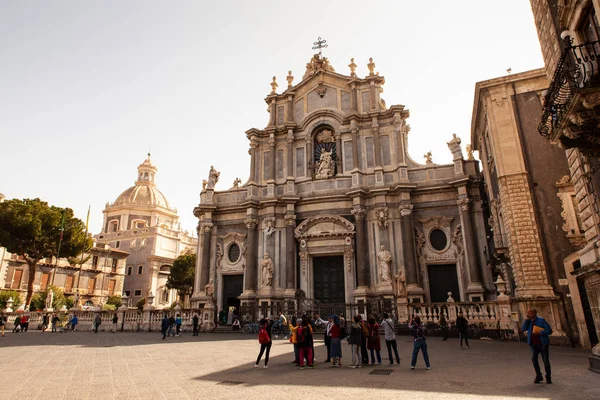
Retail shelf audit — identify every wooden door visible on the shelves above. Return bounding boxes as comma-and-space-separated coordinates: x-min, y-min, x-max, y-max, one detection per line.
40, 273, 50, 290
428, 264, 461, 302
12, 270, 23, 289
108, 279, 116, 295
65, 275, 74, 292
313, 256, 345, 304
88, 277, 96, 293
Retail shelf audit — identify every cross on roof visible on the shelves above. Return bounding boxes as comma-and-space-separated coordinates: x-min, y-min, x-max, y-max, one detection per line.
312, 37, 328, 57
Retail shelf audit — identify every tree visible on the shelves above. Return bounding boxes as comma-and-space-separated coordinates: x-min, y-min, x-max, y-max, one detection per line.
31, 285, 67, 311
106, 295, 122, 308
166, 253, 196, 296
0, 199, 92, 307
0, 290, 22, 309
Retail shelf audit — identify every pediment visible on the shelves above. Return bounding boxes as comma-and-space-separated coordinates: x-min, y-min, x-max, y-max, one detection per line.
295, 214, 355, 239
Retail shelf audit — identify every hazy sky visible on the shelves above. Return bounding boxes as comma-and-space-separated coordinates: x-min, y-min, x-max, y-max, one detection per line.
0, 1, 544, 235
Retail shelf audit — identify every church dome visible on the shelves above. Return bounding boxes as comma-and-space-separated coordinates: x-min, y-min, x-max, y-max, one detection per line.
113, 154, 170, 208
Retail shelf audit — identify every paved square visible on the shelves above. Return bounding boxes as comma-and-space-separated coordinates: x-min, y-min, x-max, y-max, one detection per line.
0, 331, 598, 400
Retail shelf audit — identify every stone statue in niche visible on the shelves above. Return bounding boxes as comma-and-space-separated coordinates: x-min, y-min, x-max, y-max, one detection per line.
205, 279, 215, 300
264, 218, 276, 239
261, 253, 274, 287
315, 149, 335, 179
393, 270, 406, 298
377, 245, 393, 283
207, 166, 220, 189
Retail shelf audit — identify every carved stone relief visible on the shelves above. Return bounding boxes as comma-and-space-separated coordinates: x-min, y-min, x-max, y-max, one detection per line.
220, 232, 247, 274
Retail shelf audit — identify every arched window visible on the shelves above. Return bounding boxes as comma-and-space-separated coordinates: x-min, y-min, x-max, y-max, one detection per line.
144, 172, 149, 181
162, 289, 169, 304
108, 220, 119, 233
84, 300, 94, 307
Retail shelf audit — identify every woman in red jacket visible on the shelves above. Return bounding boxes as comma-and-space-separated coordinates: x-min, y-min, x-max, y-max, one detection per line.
329, 315, 343, 367
367, 316, 382, 365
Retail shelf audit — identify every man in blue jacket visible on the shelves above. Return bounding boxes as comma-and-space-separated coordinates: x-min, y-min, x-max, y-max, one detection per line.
521, 307, 553, 384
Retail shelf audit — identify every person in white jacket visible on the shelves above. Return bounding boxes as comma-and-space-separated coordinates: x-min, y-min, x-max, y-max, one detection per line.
381, 313, 400, 364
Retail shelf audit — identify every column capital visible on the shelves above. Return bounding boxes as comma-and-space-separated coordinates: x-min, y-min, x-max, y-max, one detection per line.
305, 135, 313, 144
351, 207, 366, 220
457, 197, 471, 211
268, 136, 276, 147
285, 214, 297, 226
287, 129, 294, 143
351, 119, 359, 134
198, 222, 213, 234
244, 218, 259, 229
399, 203, 413, 217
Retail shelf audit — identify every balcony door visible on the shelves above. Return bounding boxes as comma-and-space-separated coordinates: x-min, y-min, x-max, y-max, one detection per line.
88, 277, 96, 293
12, 270, 23, 289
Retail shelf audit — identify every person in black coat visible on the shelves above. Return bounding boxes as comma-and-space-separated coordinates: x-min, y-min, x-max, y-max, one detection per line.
456, 312, 469, 348
192, 314, 199, 336
161, 315, 169, 339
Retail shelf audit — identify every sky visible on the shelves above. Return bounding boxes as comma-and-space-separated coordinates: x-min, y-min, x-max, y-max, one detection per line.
0, 1, 544, 235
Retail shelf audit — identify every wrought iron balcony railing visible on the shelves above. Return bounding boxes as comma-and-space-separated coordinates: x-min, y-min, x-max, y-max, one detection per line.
539, 39, 600, 138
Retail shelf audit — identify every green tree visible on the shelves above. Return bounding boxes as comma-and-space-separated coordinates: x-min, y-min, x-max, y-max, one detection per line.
166, 253, 196, 296
31, 285, 67, 311
0, 290, 22, 309
136, 298, 146, 310
106, 295, 122, 308
0, 199, 92, 307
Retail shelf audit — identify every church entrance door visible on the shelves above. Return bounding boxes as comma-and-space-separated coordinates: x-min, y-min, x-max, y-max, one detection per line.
222, 274, 243, 311
313, 256, 345, 304
428, 264, 460, 302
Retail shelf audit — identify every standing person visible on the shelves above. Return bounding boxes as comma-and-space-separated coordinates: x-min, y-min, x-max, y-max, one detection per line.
381, 313, 400, 364
0, 312, 6, 337
93, 314, 102, 333
329, 315, 343, 367
274, 311, 287, 339
161, 314, 169, 339
440, 313, 449, 341
358, 316, 369, 365
367, 317, 382, 365
255, 317, 273, 369
41, 314, 49, 333
66, 314, 73, 331
409, 316, 431, 370
71, 314, 78, 331
348, 315, 363, 368
316, 314, 333, 363
175, 314, 182, 336
167, 314, 176, 337
456, 312, 470, 348
192, 314, 199, 336
51, 314, 59, 333
112, 314, 118, 333
12, 315, 20, 332
522, 308, 553, 384
226, 308, 233, 326
297, 318, 314, 369
218, 309, 224, 326
288, 316, 300, 365
20, 314, 29, 332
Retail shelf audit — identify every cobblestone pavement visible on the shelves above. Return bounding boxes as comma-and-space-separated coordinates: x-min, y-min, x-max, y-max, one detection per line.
0, 331, 598, 400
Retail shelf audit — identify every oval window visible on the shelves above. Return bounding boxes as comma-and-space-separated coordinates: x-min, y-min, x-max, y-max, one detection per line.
228, 243, 241, 263
429, 229, 448, 251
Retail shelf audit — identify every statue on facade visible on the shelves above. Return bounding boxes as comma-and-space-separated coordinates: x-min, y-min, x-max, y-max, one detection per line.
45, 290, 54, 309
207, 166, 220, 189
377, 245, 393, 283
348, 58, 357, 77
367, 57, 376, 76
270, 76, 278, 95
233, 177, 242, 188
264, 218, 276, 239
315, 149, 335, 179
447, 133, 463, 159
466, 144, 475, 160
205, 279, 215, 300
423, 151, 433, 164
261, 253, 274, 287
303, 53, 335, 80
393, 270, 406, 298
202, 180, 207, 191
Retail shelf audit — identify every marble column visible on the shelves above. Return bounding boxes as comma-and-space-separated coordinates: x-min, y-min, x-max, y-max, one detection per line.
269, 134, 276, 182
285, 214, 296, 290
286, 95, 293, 123
306, 136, 313, 177
351, 121, 360, 170
372, 118, 382, 167
399, 204, 418, 287
350, 83, 358, 113
287, 130, 294, 179
352, 207, 369, 287
199, 223, 213, 291
249, 141, 257, 183
335, 132, 342, 175
458, 198, 483, 287
244, 218, 259, 292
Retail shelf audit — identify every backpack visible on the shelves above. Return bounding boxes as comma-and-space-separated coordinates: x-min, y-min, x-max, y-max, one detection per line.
296, 326, 307, 344
258, 322, 270, 344
413, 324, 425, 340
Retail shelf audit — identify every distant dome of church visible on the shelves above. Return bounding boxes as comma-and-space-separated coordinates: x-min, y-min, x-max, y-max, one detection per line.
113, 154, 170, 209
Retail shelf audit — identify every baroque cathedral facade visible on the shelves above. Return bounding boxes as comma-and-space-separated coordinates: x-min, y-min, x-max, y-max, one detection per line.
192, 54, 494, 316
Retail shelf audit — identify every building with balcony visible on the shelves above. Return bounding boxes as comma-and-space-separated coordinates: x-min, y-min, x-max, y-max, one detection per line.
530, 0, 600, 370
472, 68, 580, 347
96, 155, 197, 309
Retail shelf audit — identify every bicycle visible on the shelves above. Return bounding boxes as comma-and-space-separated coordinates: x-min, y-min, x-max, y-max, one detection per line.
243, 322, 260, 334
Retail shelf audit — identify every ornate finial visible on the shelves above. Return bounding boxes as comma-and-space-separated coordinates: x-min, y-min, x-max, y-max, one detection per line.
466, 144, 475, 160
270, 76, 278, 95
348, 58, 357, 77
233, 177, 242, 188
367, 57, 376, 76
424, 151, 433, 164
312, 36, 328, 57
287, 70, 294, 89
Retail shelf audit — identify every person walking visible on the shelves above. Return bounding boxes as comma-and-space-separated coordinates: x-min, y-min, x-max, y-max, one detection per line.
358, 316, 369, 365
409, 316, 431, 370
381, 313, 400, 364
0, 312, 6, 337
71, 314, 78, 331
112, 314, 118, 333
456, 312, 470, 348
522, 307, 553, 384
367, 317, 382, 365
175, 314, 183, 336
348, 315, 363, 368
161, 314, 169, 339
192, 314, 199, 336
440, 313, 449, 341
12, 315, 20, 332
255, 317, 273, 369
51, 314, 58, 333
20, 314, 29, 332
167, 315, 175, 337
297, 318, 314, 369
41, 314, 49, 333
93, 314, 102, 333
329, 315, 343, 367
273, 311, 287, 339
289, 316, 300, 365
